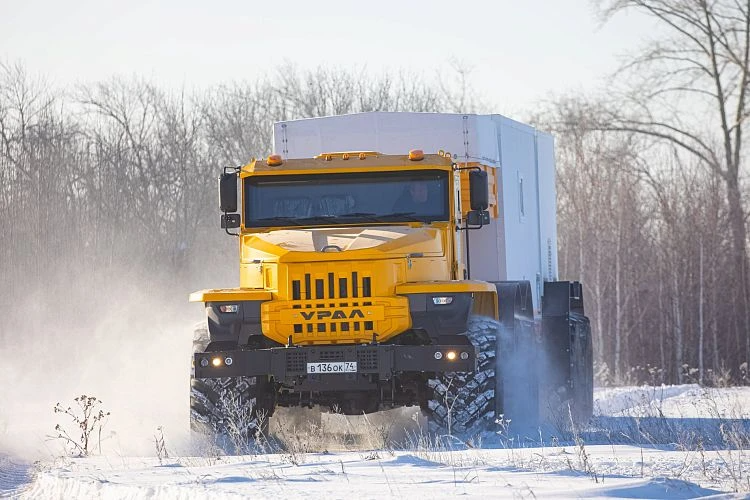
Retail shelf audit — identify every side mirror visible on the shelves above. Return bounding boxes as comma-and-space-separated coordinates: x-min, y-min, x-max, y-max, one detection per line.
219, 172, 238, 213
221, 214, 241, 229
467, 210, 490, 227
469, 170, 489, 211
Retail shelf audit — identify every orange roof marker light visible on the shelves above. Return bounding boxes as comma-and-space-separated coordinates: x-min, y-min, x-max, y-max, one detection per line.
359, 152, 367, 160
267, 154, 283, 167
408, 149, 425, 161
342, 153, 350, 160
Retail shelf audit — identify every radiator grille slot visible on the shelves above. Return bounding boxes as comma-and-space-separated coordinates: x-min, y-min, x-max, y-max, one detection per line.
318, 350, 344, 361
357, 348, 379, 370
291, 271, 374, 336
286, 351, 307, 372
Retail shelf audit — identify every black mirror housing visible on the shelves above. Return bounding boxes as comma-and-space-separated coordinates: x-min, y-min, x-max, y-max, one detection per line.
467, 210, 490, 227
469, 170, 489, 211
221, 213, 241, 229
219, 172, 238, 213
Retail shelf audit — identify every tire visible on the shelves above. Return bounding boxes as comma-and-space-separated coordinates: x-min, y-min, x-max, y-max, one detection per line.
540, 298, 594, 428
542, 281, 594, 430
190, 324, 273, 454
427, 316, 497, 435
568, 312, 594, 422
427, 282, 540, 437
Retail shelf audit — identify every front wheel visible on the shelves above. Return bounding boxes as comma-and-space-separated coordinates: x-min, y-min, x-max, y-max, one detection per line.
426, 316, 497, 435
190, 325, 274, 454
426, 281, 540, 437
190, 376, 272, 452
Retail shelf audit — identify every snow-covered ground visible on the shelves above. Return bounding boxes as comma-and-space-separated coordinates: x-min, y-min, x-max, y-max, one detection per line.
3, 385, 750, 499
15, 447, 735, 499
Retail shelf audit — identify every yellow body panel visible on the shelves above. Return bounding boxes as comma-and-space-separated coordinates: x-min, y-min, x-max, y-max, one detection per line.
458, 162, 499, 219
189, 289, 274, 302
263, 296, 410, 345
395, 281, 497, 294
472, 291, 500, 320
241, 153, 453, 175
279, 305, 386, 324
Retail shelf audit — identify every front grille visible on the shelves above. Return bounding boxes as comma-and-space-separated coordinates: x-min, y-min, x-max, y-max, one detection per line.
318, 350, 344, 361
286, 350, 307, 372
357, 347, 379, 370
291, 272, 374, 336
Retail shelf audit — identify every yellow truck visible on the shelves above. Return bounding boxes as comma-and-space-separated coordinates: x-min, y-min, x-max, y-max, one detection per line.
190, 113, 593, 448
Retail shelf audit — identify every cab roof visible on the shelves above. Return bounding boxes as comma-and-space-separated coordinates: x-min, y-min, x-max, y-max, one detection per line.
241, 152, 454, 174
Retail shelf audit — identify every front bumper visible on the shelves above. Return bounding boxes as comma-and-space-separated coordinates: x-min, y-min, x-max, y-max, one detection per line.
194, 343, 477, 379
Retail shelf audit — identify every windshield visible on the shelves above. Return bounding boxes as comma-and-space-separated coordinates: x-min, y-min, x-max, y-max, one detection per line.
244, 170, 449, 227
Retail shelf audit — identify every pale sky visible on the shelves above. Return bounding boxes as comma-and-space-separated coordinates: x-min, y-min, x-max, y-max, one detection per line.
1, 0, 655, 116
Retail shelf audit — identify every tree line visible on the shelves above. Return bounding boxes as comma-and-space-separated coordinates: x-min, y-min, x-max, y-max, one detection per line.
548, 0, 750, 385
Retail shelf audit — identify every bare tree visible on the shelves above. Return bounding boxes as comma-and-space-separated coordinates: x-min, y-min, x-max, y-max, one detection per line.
541, 98, 653, 382
599, 0, 750, 366
540, 94, 739, 384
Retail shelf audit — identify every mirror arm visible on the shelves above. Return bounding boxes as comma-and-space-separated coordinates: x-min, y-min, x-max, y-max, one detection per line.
223, 213, 240, 237
456, 218, 485, 231
458, 209, 489, 280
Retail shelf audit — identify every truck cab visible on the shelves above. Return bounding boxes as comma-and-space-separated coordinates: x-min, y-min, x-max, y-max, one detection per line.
191, 151, 496, 416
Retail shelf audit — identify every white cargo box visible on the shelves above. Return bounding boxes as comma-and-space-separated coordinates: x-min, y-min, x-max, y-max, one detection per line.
273, 112, 558, 311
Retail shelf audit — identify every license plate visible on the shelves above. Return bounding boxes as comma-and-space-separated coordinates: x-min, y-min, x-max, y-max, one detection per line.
306, 361, 357, 374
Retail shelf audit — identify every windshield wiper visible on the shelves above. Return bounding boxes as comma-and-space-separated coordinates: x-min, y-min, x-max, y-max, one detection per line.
382, 212, 442, 223
295, 215, 339, 224
254, 217, 305, 226
382, 211, 424, 221
338, 212, 388, 223
256, 213, 422, 226
255, 215, 342, 225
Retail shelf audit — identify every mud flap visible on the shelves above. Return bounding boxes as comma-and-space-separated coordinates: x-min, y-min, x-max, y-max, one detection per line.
494, 281, 539, 434
541, 281, 593, 424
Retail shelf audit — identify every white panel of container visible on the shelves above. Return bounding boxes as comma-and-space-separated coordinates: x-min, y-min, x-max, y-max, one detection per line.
494, 116, 543, 310
536, 131, 558, 282
274, 112, 500, 164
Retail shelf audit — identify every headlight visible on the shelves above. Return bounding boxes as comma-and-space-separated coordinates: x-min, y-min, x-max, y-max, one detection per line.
434, 351, 443, 360
225, 357, 233, 366
211, 357, 223, 367
432, 296, 454, 305
219, 304, 239, 313
200, 358, 209, 367
460, 351, 469, 360
446, 351, 457, 361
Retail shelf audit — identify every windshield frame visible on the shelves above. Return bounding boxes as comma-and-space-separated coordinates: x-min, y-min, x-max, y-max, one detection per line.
243, 169, 451, 229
